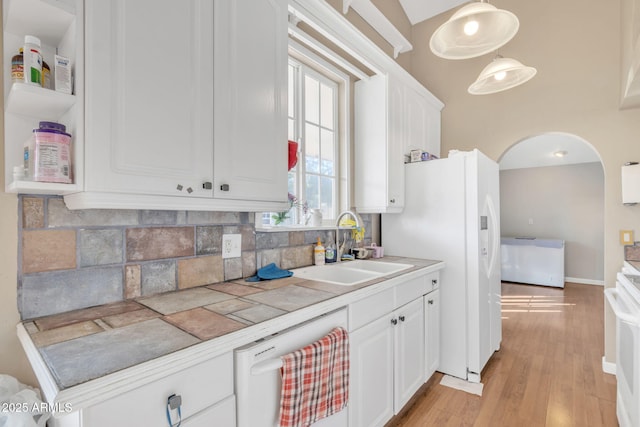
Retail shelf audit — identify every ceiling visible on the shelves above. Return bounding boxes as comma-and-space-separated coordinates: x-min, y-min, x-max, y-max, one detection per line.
499, 134, 601, 170
398, 0, 467, 25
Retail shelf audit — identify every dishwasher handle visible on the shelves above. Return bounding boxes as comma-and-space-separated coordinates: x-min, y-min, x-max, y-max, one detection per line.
250, 357, 283, 375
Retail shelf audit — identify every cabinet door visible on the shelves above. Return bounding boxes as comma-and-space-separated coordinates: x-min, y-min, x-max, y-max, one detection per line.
213, 0, 288, 203
387, 77, 405, 210
394, 298, 425, 411
84, 0, 214, 197
425, 289, 440, 381
349, 314, 395, 427
354, 74, 403, 213
404, 85, 442, 158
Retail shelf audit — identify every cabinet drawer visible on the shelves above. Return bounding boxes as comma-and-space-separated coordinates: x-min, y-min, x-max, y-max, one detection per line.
349, 288, 395, 331
425, 271, 439, 293
82, 352, 233, 426
395, 275, 428, 308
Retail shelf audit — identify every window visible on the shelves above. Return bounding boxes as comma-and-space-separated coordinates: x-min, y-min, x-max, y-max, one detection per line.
261, 46, 348, 228
289, 59, 339, 221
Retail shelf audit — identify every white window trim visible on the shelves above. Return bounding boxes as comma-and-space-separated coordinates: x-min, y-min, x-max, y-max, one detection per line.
289, 38, 351, 221
257, 37, 351, 230
291, 59, 339, 221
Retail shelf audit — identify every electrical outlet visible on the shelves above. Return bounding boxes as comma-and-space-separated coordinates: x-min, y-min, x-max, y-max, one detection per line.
222, 234, 241, 259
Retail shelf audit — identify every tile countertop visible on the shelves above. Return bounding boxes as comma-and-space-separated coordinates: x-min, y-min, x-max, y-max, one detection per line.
18, 256, 444, 409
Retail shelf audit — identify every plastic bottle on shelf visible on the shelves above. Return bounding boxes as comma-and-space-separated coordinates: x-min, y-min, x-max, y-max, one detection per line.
12, 166, 25, 182
325, 244, 336, 263
25, 121, 72, 183
314, 237, 326, 265
11, 48, 23, 84
42, 60, 51, 89
23, 35, 43, 86
23, 137, 32, 179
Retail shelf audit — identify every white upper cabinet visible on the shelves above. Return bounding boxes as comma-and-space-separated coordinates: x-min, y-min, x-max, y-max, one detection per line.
62, 0, 289, 211
354, 74, 404, 214
404, 85, 441, 158
355, 73, 442, 213
83, 0, 214, 199
213, 0, 288, 203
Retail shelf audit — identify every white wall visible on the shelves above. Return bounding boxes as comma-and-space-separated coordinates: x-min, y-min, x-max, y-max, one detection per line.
500, 162, 605, 282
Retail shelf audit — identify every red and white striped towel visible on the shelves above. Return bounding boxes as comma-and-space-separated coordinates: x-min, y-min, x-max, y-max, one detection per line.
278, 327, 349, 427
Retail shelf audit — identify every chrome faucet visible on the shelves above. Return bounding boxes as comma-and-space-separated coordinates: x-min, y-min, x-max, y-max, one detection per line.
335, 210, 364, 261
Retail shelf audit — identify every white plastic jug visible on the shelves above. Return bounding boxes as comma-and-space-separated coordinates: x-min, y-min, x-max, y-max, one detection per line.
308, 209, 322, 227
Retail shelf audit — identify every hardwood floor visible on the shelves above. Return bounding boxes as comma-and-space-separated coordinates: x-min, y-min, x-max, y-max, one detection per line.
389, 282, 618, 427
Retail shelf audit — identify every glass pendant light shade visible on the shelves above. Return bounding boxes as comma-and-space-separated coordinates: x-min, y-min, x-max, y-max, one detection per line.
430, 2, 519, 60
468, 56, 537, 95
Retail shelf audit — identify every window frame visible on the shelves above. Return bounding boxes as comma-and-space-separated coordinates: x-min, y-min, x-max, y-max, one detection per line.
259, 38, 351, 229
290, 58, 339, 222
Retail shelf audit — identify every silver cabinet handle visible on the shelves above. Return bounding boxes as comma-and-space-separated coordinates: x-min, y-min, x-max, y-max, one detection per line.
390, 198, 396, 203
399, 315, 405, 322
220, 184, 230, 191
432, 279, 438, 286
428, 299, 434, 305
202, 182, 213, 190
391, 318, 398, 325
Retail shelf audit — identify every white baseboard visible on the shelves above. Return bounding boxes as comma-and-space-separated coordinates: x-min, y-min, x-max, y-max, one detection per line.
602, 356, 616, 375
565, 277, 605, 286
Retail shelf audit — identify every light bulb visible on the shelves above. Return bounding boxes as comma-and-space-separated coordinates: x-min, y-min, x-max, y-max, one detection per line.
494, 71, 507, 81
464, 20, 479, 36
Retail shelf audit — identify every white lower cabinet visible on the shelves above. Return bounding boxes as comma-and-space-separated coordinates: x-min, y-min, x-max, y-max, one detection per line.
75, 352, 235, 427
393, 298, 426, 410
424, 288, 440, 381
349, 278, 426, 427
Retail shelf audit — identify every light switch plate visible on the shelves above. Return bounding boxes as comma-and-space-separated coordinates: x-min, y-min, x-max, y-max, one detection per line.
222, 234, 242, 258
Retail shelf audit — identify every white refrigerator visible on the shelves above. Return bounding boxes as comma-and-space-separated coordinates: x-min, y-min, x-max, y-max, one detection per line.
382, 149, 501, 383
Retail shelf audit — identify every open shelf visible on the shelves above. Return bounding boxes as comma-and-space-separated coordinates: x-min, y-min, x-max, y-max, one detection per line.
7, 180, 78, 195
6, 83, 75, 119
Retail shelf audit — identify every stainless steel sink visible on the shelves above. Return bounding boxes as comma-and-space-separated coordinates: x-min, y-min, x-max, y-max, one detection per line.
291, 260, 413, 286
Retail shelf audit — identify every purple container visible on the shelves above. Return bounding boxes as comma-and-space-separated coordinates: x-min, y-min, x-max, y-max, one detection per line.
38, 121, 66, 133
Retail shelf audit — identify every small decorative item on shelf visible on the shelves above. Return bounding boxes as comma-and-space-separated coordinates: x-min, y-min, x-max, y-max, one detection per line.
409, 149, 439, 162
272, 210, 289, 225
306, 208, 322, 227
272, 192, 308, 225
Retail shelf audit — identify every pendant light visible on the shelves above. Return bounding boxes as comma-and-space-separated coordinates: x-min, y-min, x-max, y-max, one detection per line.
468, 55, 537, 95
430, 1, 519, 60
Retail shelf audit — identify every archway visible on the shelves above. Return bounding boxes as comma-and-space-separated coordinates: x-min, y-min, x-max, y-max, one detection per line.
498, 132, 605, 284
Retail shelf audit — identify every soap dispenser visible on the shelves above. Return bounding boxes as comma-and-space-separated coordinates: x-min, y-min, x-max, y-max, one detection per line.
314, 237, 326, 265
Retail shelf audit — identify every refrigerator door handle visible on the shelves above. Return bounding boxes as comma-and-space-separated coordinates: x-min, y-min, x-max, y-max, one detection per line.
485, 195, 499, 279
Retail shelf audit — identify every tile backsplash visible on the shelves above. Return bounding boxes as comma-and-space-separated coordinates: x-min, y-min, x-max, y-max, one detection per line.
17, 196, 373, 320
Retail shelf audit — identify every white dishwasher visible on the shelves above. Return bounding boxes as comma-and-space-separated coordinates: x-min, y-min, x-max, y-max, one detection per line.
235, 308, 349, 427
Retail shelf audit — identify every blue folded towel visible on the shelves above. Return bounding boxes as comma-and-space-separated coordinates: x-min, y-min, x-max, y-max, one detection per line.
245, 263, 293, 282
